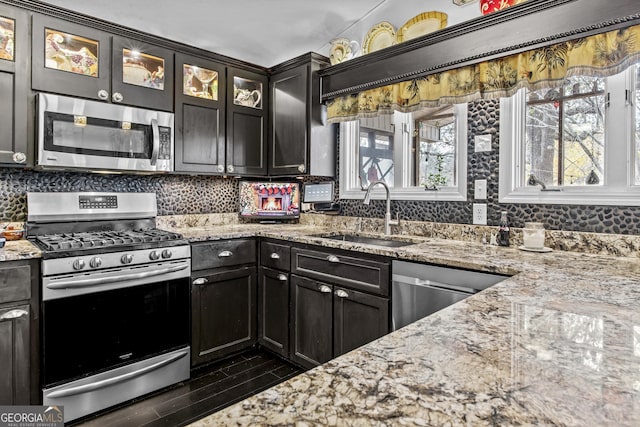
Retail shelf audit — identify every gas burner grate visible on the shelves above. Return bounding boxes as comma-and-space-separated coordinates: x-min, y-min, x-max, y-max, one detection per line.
35, 228, 184, 252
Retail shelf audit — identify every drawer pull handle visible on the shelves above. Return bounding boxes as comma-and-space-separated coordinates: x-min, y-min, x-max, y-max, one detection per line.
0, 309, 28, 320
319, 285, 332, 293
270, 253, 280, 259
218, 251, 233, 258
193, 278, 209, 285
335, 289, 349, 298
277, 274, 287, 281
327, 255, 340, 263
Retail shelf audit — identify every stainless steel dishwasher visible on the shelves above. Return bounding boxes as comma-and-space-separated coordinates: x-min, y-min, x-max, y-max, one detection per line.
391, 260, 508, 331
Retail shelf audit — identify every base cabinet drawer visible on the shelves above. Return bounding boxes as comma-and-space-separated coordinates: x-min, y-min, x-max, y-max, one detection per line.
191, 239, 256, 270
260, 240, 291, 271
291, 247, 389, 296
191, 266, 257, 367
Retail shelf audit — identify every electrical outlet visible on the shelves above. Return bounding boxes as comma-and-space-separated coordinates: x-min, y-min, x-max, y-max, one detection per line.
473, 203, 487, 225
474, 134, 492, 152
474, 179, 487, 200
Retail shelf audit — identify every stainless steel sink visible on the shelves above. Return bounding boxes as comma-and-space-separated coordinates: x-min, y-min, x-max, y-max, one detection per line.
314, 233, 415, 248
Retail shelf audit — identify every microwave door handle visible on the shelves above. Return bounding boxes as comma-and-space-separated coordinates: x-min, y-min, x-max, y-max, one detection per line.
150, 118, 159, 166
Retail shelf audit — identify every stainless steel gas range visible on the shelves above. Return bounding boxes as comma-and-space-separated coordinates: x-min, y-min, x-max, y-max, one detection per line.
26, 192, 191, 423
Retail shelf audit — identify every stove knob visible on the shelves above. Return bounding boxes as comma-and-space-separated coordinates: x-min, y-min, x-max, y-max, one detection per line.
161, 249, 172, 259
121, 254, 134, 264
89, 257, 103, 268
149, 251, 160, 261
72, 259, 86, 270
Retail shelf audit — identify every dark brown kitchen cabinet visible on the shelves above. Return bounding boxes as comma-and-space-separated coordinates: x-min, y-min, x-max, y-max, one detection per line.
174, 53, 226, 173
289, 244, 390, 369
291, 246, 390, 296
226, 67, 268, 175
31, 14, 173, 111
259, 267, 290, 357
333, 286, 388, 357
0, 303, 30, 405
290, 274, 333, 368
269, 53, 334, 176
190, 239, 257, 367
0, 260, 40, 405
0, 4, 30, 167
258, 240, 291, 357
290, 275, 389, 369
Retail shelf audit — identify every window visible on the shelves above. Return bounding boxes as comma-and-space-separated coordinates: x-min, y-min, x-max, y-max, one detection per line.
499, 64, 640, 205
339, 104, 467, 201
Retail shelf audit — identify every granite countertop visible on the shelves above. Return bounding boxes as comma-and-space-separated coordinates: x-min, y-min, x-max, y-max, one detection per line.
0, 239, 42, 262
168, 222, 640, 426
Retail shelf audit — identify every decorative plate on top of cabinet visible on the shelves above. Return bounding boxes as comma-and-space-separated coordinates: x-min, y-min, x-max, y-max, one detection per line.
396, 11, 448, 43
362, 21, 396, 55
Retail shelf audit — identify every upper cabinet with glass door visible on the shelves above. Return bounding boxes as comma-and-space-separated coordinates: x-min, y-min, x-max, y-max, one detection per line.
0, 4, 29, 167
174, 53, 227, 174
32, 15, 173, 111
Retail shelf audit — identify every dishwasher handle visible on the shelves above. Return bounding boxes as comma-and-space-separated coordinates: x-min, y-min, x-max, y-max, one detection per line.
392, 274, 477, 295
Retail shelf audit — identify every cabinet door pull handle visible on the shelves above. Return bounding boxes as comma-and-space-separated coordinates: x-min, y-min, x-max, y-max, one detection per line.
192, 278, 209, 285
112, 92, 124, 103
319, 285, 332, 293
218, 251, 233, 258
270, 253, 280, 259
335, 289, 349, 298
277, 274, 287, 282
97, 89, 109, 101
0, 309, 28, 320
327, 255, 340, 263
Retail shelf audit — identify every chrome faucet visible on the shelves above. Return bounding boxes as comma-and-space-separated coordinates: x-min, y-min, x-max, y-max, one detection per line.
362, 180, 399, 235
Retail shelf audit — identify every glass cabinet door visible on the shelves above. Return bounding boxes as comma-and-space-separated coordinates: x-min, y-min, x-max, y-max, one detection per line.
112, 36, 174, 112
32, 14, 111, 101
174, 53, 226, 174
0, 16, 15, 62
226, 67, 268, 175
0, 4, 29, 166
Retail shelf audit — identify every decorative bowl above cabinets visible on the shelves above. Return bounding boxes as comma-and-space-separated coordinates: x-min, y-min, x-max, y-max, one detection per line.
32, 14, 174, 112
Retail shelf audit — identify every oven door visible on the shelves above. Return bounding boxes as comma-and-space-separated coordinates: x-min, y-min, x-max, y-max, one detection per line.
42, 269, 190, 388
37, 92, 174, 173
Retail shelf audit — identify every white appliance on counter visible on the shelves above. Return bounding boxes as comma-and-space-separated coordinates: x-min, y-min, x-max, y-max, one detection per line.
36, 93, 174, 173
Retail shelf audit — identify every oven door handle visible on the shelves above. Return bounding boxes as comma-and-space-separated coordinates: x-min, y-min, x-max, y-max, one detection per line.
150, 118, 159, 166
46, 349, 189, 398
46, 263, 189, 290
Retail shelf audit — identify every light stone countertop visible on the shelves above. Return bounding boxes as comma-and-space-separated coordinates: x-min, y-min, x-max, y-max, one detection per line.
0, 239, 42, 262
6, 217, 640, 425
166, 221, 640, 426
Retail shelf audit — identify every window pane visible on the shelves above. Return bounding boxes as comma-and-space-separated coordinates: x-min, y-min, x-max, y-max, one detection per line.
562, 95, 605, 185
526, 101, 560, 185
417, 121, 456, 187
526, 75, 605, 187
359, 128, 394, 187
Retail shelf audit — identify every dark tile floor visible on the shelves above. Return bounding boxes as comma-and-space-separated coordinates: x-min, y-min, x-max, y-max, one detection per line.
70, 349, 304, 427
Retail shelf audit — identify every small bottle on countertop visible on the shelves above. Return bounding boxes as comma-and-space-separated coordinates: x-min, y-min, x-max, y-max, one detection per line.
497, 211, 510, 246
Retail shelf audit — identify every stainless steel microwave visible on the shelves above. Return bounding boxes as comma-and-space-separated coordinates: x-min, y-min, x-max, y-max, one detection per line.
37, 93, 174, 173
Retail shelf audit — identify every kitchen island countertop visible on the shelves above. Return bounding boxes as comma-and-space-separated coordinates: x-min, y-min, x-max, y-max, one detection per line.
169, 221, 640, 426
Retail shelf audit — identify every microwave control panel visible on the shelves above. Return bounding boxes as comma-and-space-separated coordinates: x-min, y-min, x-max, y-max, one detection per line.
159, 126, 172, 160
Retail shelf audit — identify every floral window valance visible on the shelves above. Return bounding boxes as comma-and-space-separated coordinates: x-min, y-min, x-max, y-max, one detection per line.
326, 23, 640, 123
